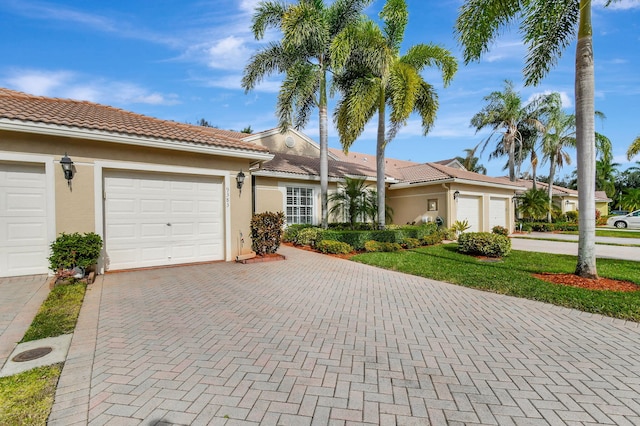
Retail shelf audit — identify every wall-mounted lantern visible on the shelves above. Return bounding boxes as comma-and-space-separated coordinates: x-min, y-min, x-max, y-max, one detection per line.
60, 153, 74, 188
453, 190, 460, 201
236, 170, 246, 190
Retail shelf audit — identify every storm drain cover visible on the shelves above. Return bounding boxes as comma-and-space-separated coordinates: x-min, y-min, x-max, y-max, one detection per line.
12, 347, 53, 362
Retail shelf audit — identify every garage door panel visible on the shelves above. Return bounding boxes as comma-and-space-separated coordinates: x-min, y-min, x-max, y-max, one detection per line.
489, 198, 507, 230
104, 171, 224, 270
0, 162, 49, 276
457, 195, 481, 232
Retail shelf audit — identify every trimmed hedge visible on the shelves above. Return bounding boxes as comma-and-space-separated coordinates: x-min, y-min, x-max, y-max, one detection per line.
318, 224, 438, 250
316, 240, 353, 254
457, 232, 511, 258
492, 226, 509, 236
516, 222, 579, 232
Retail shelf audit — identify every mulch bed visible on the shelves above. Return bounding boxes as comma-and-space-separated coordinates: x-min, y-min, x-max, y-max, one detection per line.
533, 273, 640, 292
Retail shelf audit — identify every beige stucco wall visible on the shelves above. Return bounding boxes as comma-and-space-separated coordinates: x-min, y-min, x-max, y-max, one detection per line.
1, 129, 256, 263
250, 130, 320, 157
388, 182, 516, 232
254, 175, 339, 225
596, 201, 609, 217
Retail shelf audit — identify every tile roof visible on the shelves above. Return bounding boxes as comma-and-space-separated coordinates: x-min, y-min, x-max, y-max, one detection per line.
0, 88, 268, 153
511, 179, 612, 202
396, 162, 524, 187
328, 148, 418, 180
261, 152, 378, 179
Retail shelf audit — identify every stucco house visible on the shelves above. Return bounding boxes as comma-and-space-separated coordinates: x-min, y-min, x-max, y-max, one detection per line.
244, 128, 522, 233
0, 88, 272, 277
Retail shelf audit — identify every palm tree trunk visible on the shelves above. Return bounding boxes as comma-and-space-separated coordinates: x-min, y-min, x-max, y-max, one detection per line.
508, 137, 516, 181
377, 88, 386, 230
547, 160, 556, 223
574, 0, 598, 279
319, 71, 329, 229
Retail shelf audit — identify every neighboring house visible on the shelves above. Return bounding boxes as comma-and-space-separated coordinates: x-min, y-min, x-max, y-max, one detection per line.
512, 179, 612, 217
244, 128, 522, 233
0, 88, 272, 277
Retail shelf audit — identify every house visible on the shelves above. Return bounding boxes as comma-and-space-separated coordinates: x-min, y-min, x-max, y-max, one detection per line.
0, 88, 272, 277
244, 128, 522, 232
511, 179, 612, 217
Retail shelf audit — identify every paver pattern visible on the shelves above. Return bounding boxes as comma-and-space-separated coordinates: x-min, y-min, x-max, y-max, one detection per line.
50, 246, 640, 425
0, 274, 49, 366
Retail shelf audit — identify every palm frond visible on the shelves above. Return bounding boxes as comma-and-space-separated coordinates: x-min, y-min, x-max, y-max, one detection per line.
241, 42, 289, 92
380, 0, 408, 52
400, 44, 458, 85
522, 0, 578, 86
628, 136, 640, 161
252, 1, 287, 39
276, 62, 320, 131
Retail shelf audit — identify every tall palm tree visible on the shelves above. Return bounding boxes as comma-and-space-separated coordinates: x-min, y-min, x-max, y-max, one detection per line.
540, 93, 576, 222
518, 188, 551, 222
456, 145, 487, 174
242, 0, 371, 229
455, 0, 625, 278
628, 136, 640, 161
470, 80, 544, 182
331, 0, 457, 228
595, 158, 619, 198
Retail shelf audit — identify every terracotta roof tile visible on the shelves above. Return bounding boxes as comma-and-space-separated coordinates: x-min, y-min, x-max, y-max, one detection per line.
0, 88, 268, 153
261, 152, 377, 178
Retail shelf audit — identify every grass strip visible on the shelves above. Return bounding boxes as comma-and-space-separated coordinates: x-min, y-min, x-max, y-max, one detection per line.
0, 364, 62, 426
0, 282, 86, 424
22, 283, 86, 343
352, 244, 640, 322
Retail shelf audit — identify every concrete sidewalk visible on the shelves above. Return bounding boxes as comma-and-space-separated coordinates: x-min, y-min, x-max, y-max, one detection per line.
511, 232, 640, 261
49, 245, 640, 425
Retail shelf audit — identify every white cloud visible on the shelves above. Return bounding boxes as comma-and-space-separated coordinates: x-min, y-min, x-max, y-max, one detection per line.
527, 90, 574, 108
2, 68, 180, 106
204, 73, 282, 92
206, 36, 253, 70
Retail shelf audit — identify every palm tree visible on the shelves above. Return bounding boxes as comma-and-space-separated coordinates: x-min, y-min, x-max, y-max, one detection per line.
517, 188, 550, 221
331, 0, 457, 229
328, 177, 371, 228
540, 93, 576, 222
455, 0, 625, 278
470, 80, 544, 182
242, 0, 371, 229
455, 145, 487, 174
595, 158, 619, 198
620, 188, 640, 212
628, 136, 640, 161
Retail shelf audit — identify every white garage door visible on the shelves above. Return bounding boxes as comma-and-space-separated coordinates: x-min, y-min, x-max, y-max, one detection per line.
0, 162, 50, 277
489, 197, 508, 230
456, 195, 481, 232
104, 171, 224, 271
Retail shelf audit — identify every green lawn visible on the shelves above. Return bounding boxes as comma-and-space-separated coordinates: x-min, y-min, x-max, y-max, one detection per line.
0, 365, 62, 426
352, 244, 640, 321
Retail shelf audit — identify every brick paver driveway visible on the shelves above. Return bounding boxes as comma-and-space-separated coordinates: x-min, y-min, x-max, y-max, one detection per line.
50, 245, 640, 425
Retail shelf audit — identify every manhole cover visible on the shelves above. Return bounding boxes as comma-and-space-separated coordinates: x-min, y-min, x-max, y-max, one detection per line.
12, 347, 53, 362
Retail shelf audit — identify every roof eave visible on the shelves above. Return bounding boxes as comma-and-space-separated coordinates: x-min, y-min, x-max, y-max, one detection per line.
0, 119, 274, 161
252, 170, 343, 182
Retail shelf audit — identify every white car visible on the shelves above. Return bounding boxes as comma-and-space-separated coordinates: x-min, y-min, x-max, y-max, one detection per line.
607, 209, 640, 229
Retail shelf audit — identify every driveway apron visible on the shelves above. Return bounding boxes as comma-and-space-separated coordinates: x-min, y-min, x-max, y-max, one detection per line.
0, 274, 49, 367
50, 245, 640, 425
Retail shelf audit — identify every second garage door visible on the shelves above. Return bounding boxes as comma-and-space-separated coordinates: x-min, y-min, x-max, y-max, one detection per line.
456, 195, 481, 232
104, 171, 224, 271
489, 197, 508, 230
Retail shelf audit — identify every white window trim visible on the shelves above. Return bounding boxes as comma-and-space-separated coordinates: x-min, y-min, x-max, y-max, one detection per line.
279, 182, 319, 225
94, 161, 232, 272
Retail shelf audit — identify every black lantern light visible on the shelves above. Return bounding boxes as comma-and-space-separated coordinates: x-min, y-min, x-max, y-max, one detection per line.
236, 170, 246, 190
60, 153, 74, 187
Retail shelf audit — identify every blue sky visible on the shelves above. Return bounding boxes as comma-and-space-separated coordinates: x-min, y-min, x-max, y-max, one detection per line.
1, 0, 639, 178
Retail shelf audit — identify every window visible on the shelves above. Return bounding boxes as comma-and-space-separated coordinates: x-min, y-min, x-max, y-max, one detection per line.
286, 187, 314, 224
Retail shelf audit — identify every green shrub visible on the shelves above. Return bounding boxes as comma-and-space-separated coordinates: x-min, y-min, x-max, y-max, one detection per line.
565, 210, 579, 223
316, 240, 353, 254
492, 225, 509, 236
364, 240, 402, 252
439, 228, 456, 241
421, 233, 444, 246
297, 227, 324, 247
401, 237, 420, 249
318, 224, 439, 250
457, 232, 511, 258
48, 232, 103, 272
282, 224, 311, 243
451, 220, 471, 234
250, 211, 285, 255
531, 222, 552, 232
